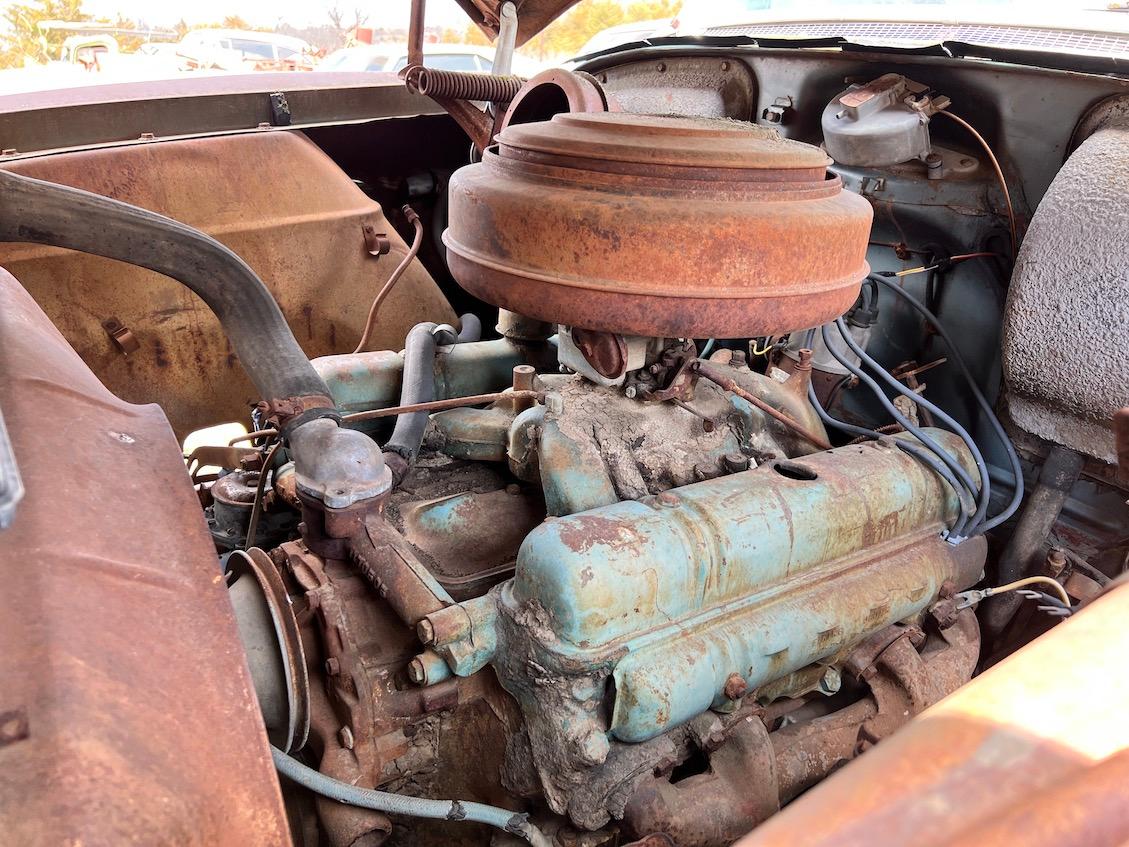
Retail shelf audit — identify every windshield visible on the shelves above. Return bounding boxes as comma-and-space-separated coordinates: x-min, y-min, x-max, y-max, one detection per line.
1, 0, 1126, 97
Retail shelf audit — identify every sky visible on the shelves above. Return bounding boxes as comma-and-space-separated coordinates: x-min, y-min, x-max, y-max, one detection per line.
80, 0, 472, 29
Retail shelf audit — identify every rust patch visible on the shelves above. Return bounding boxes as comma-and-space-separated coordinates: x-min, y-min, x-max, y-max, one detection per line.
555, 514, 643, 555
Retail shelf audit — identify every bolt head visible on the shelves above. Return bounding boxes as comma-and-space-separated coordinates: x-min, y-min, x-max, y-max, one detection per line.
624, 386, 638, 399
724, 673, 748, 700
818, 666, 842, 695
407, 657, 426, 684
325, 657, 341, 676
338, 725, 354, 750
417, 618, 436, 645
574, 729, 610, 766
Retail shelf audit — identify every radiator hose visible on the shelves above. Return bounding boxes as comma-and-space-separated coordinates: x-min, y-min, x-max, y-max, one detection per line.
0, 169, 391, 507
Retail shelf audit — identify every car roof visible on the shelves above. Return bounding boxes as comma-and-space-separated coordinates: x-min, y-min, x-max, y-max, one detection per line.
183, 29, 311, 50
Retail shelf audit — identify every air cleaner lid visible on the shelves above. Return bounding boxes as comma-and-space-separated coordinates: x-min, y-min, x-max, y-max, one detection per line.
495, 111, 831, 174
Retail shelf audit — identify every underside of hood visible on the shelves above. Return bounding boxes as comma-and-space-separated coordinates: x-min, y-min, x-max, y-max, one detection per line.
454, 0, 583, 46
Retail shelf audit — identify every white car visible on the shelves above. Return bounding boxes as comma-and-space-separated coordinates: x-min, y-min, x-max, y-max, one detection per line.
317, 43, 534, 75
177, 29, 314, 72
575, 18, 678, 57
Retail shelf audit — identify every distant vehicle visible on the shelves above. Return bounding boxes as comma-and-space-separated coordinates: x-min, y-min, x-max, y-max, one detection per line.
575, 18, 678, 56
317, 43, 496, 74
176, 29, 314, 72
58, 34, 118, 71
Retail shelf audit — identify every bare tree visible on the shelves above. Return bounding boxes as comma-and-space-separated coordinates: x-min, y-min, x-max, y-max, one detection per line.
327, 5, 369, 38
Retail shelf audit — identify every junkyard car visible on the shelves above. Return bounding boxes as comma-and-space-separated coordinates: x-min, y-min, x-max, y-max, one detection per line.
0, 1, 1127, 846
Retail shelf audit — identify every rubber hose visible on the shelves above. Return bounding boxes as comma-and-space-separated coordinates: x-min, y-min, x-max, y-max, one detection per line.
820, 324, 982, 536
833, 317, 992, 530
457, 312, 482, 343
870, 275, 1024, 531
271, 746, 552, 847
384, 317, 477, 470
807, 383, 974, 537
0, 169, 332, 410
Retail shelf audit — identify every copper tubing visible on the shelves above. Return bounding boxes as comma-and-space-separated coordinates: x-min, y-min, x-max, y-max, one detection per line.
353, 206, 424, 354
695, 361, 832, 451
936, 110, 1018, 260
244, 440, 281, 549
340, 390, 543, 424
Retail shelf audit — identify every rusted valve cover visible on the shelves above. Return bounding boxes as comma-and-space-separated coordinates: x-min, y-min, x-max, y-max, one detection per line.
444, 112, 873, 338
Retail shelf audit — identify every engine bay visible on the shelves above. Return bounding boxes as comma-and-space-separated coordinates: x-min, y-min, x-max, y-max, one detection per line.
1, 31, 1128, 847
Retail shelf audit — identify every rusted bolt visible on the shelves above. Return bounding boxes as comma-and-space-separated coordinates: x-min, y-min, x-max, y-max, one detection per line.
574, 728, 610, 766
512, 364, 536, 391
928, 595, 961, 631
407, 657, 426, 684
818, 667, 842, 695
720, 60, 731, 71
417, 618, 436, 646
724, 673, 748, 700
338, 726, 354, 750
1046, 547, 1068, 578
723, 453, 751, 473
624, 385, 638, 399
906, 625, 926, 648
656, 61, 667, 72
325, 657, 341, 676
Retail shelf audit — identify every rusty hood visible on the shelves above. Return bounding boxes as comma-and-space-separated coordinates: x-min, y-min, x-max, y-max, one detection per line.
454, 0, 582, 46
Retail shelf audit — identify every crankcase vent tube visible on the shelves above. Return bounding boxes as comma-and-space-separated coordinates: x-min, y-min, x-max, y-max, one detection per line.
384, 318, 476, 480
271, 746, 551, 847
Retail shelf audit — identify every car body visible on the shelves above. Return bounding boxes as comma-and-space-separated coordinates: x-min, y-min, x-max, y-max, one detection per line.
575, 17, 678, 56
318, 42, 496, 74
176, 29, 314, 72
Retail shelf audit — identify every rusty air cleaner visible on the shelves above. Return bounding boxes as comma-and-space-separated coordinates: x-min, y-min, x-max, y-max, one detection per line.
443, 111, 873, 338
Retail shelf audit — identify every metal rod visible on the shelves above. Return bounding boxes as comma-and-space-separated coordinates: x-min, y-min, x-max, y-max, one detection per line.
341, 391, 543, 424
695, 361, 832, 451
493, 1, 518, 76
405, 0, 426, 71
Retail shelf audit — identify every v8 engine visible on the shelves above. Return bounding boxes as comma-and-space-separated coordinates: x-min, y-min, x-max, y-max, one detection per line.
213, 110, 987, 846
15, 57, 1129, 847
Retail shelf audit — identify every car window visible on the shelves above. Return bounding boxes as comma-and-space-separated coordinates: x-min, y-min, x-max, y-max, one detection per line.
364, 56, 390, 71
228, 39, 276, 60
392, 53, 481, 72
277, 46, 298, 60
478, 56, 493, 72
429, 53, 480, 71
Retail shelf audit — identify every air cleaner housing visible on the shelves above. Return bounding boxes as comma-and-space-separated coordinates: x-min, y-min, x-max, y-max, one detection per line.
444, 112, 873, 338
